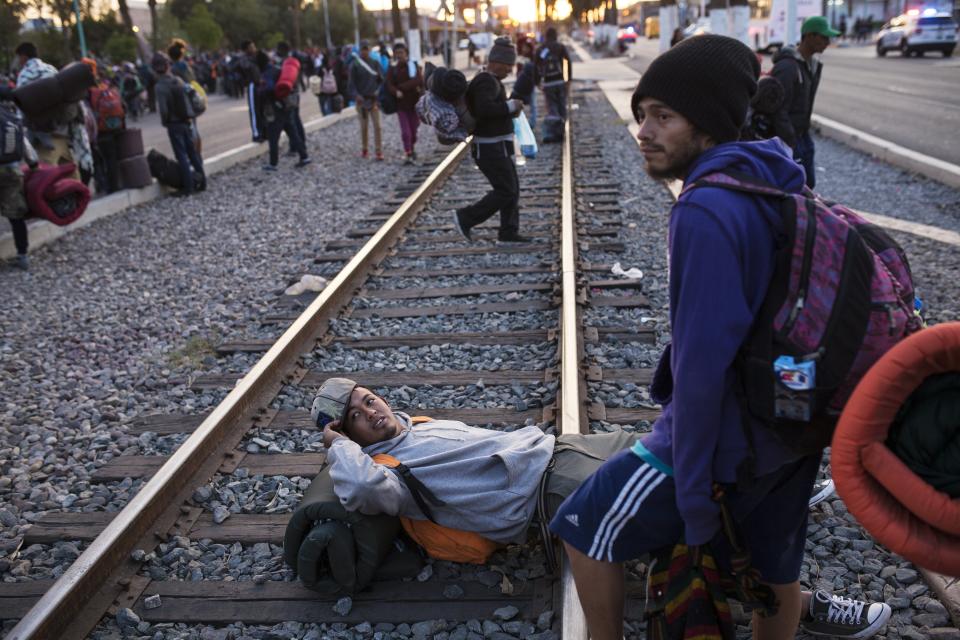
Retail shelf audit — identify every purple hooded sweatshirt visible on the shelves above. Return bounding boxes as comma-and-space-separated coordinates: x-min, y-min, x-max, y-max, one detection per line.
634, 138, 809, 546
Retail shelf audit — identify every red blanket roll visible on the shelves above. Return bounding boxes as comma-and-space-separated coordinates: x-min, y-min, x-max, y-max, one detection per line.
275, 57, 301, 100
23, 163, 91, 227
832, 322, 960, 576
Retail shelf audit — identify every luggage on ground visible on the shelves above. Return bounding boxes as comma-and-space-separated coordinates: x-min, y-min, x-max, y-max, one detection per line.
117, 128, 144, 160
119, 155, 152, 189
147, 149, 202, 191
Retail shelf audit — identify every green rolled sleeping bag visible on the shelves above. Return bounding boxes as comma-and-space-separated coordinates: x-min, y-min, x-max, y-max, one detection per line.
283, 463, 422, 595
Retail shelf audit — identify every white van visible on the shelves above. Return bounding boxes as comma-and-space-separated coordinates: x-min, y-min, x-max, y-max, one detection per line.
749, 0, 821, 52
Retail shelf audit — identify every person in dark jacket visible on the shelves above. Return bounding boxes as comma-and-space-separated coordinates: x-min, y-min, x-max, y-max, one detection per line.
257, 51, 310, 171
386, 43, 424, 164
153, 53, 205, 197
771, 16, 839, 189
535, 27, 572, 120
238, 40, 263, 142
451, 38, 528, 244
348, 42, 383, 160
551, 35, 892, 640
276, 42, 307, 157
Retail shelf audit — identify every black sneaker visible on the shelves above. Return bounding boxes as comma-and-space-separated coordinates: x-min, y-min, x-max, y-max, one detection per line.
498, 232, 532, 243
801, 590, 892, 639
452, 210, 471, 241
295, 158, 312, 169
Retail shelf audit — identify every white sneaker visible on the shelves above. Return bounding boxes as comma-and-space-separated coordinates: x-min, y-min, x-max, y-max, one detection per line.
809, 478, 835, 508
802, 590, 892, 639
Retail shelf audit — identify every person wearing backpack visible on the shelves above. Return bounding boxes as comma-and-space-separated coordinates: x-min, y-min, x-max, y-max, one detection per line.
385, 43, 424, 164
315, 53, 340, 116
535, 28, 572, 122
451, 38, 528, 244
86, 63, 126, 195
551, 35, 899, 640
14, 42, 93, 183
257, 51, 310, 171
770, 16, 839, 189
153, 53, 205, 197
348, 42, 383, 160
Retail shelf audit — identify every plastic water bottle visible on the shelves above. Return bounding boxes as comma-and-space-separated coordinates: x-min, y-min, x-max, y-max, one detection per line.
773, 355, 816, 421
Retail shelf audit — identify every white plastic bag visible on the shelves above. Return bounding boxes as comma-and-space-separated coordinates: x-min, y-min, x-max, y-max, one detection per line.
513, 111, 538, 159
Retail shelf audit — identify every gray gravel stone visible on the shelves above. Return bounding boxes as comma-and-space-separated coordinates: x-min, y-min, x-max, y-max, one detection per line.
493, 605, 519, 621
443, 584, 465, 600
143, 594, 162, 610
332, 596, 352, 616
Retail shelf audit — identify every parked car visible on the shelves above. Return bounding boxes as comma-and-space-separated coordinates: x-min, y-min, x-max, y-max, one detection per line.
876, 10, 957, 57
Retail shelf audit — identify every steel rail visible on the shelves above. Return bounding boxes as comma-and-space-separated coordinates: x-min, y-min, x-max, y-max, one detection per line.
557, 108, 589, 640
8, 141, 471, 640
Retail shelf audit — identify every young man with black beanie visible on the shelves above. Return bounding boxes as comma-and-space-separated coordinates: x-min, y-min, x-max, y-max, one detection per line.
452, 37, 529, 243
550, 35, 892, 640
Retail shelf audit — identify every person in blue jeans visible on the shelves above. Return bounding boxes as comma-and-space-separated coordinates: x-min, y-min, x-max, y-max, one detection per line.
153, 53, 205, 197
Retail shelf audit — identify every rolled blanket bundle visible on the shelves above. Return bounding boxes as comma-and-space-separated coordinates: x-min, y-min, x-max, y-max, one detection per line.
833, 322, 960, 575
283, 463, 422, 595
13, 62, 95, 116
23, 162, 90, 226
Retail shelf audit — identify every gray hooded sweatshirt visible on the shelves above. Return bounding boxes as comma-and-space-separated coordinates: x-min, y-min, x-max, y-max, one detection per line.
326, 413, 555, 544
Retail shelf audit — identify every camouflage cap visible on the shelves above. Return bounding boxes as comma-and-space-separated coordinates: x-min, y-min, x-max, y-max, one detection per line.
310, 377, 358, 429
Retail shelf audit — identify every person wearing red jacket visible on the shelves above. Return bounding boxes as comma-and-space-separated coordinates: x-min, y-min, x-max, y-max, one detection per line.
385, 43, 424, 164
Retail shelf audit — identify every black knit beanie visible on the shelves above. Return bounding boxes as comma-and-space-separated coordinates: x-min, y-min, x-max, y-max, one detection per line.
488, 37, 517, 65
632, 35, 760, 144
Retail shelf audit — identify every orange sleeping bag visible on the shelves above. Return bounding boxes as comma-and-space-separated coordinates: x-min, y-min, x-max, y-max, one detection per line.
832, 322, 960, 575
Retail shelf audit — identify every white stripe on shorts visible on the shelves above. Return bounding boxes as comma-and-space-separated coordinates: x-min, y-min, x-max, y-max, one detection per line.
601, 469, 667, 561
587, 462, 664, 560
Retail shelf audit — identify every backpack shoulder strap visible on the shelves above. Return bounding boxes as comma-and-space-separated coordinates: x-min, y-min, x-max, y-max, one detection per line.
680, 170, 790, 200
371, 451, 446, 522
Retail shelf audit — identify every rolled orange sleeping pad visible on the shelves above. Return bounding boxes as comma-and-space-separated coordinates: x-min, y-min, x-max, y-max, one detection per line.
274, 57, 301, 100
832, 322, 960, 576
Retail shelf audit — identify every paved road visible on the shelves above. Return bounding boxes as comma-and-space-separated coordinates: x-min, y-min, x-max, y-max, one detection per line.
622, 38, 960, 165
135, 91, 324, 160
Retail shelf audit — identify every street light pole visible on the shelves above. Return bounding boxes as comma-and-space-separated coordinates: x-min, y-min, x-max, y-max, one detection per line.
322, 0, 333, 50
73, 0, 88, 58
352, 0, 360, 48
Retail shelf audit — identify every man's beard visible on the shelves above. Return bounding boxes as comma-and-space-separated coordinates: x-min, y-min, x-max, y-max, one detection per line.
644, 134, 708, 181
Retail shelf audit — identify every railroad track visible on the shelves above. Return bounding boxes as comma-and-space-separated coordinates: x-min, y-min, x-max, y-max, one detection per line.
2, 85, 660, 639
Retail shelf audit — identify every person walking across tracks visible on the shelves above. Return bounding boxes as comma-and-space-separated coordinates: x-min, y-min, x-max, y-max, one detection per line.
535, 27, 572, 122
549, 35, 893, 640
771, 16, 839, 189
451, 37, 529, 244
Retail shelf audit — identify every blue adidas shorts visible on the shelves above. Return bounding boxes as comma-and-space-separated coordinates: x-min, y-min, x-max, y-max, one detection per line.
549, 448, 821, 585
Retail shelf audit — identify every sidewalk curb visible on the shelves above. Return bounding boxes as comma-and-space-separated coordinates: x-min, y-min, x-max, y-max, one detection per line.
1, 109, 355, 261
812, 114, 960, 190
